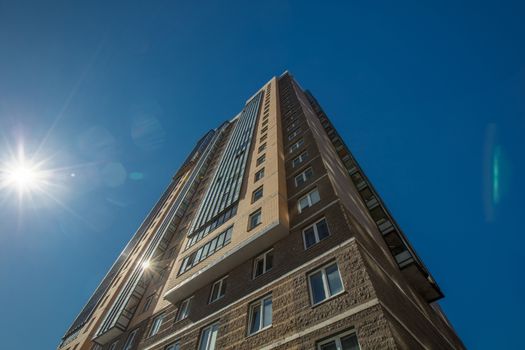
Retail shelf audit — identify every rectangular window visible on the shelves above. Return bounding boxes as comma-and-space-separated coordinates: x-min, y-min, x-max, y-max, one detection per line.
198, 322, 219, 350
289, 139, 304, 153
317, 330, 360, 350
260, 134, 267, 142
298, 188, 320, 212
261, 126, 268, 134
256, 154, 266, 166
176, 296, 192, 321
294, 167, 314, 187
258, 143, 266, 153
149, 313, 164, 337
248, 295, 273, 335
288, 127, 302, 140
308, 263, 344, 305
166, 342, 181, 350
109, 341, 118, 350
254, 168, 265, 182
142, 294, 155, 313
123, 329, 138, 350
252, 186, 263, 203
248, 209, 262, 230
303, 218, 330, 249
262, 119, 269, 127
287, 122, 298, 131
209, 276, 227, 303
292, 151, 309, 168
253, 249, 273, 279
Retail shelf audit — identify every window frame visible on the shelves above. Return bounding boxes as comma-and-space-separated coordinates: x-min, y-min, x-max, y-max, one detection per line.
165, 341, 181, 350
308, 262, 344, 306
252, 186, 263, 203
198, 322, 219, 350
292, 151, 309, 168
298, 188, 320, 213
176, 296, 193, 322
209, 276, 228, 304
248, 209, 262, 230
149, 313, 164, 337
123, 328, 139, 350
252, 249, 274, 279
289, 139, 304, 153
247, 294, 273, 335
256, 154, 266, 166
316, 329, 360, 350
302, 218, 330, 249
254, 168, 265, 182
294, 167, 313, 187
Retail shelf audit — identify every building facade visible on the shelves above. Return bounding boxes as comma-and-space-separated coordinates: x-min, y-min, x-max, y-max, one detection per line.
59, 72, 464, 350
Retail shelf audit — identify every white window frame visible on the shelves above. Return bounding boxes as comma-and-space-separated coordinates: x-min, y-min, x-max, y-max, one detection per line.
165, 342, 181, 350
149, 313, 164, 337
308, 262, 344, 306
302, 218, 330, 249
108, 341, 119, 350
209, 276, 227, 303
292, 151, 308, 168
289, 139, 304, 153
123, 329, 138, 350
252, 186, 263, 203
298, 188, 320, 213
317, 329, 360, 350
294, 167, 313, 187
252, 249, 273, 279
198, 322, 219, 350
247, 295, 273, 335
176, 296, 192, 322
288, 127, 302, 140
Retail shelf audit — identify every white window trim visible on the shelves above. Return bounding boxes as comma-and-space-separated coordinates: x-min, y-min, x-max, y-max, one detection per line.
247, 295, 273, 336
289, 139, 304, 153
209, 276, 228, 304
108, 341, 119, 350
248, 209, 262, 230
252, 186, 263, 203
176, 296, 193, 322
288, 127, 301, 140
198, 322, 219, 350
302, 218, 330, 249
316, 329, 360, 350
294, 167, 313, 187
292, 151, 308, 168
298, 188, 320, 213
308, 262, 345, 306
123, 329, 138, 350
252, 249, 273, 279
149, 313, 164, 337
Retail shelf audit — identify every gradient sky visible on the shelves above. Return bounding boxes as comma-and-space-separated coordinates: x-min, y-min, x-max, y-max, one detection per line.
0, 1, 524, 349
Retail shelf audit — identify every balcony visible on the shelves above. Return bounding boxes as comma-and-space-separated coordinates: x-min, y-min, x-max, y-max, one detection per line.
164, 220, 288, 305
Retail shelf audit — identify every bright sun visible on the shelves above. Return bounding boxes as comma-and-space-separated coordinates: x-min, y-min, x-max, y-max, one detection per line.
1, 155, 47, 195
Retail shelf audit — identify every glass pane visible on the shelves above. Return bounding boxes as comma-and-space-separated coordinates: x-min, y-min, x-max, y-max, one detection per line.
224, 227, 232, 243
208, 324, 219, 350
219, 279, 227, 297
310, 189, 320, 204
316, 219, 329, 240
320, 341, 338, 350
299, 197, 309, 211
250, 305, 261, 334
211, 283, 219, 302
255, 259, 264, 277
341, 334, 360, 350
304, 227, 317, 248
263, 298, 272, 327
216, 233, 225, 248
265, 252, 273, 271
326, 264, 343, 296
310, 271, 326, 304
199, 327, 210, 350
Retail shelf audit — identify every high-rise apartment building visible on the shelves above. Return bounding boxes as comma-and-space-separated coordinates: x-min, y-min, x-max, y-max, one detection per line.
59, 72, 464, 350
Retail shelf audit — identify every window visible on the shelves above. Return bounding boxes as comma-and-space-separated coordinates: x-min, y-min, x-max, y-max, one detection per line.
248, 295, 273, 335
262, 119, 268, 127
142, 294, 155, 313
260, 134, 267, 142
165, 342, 181, 350
253, 249, 273, 278
209, 276, 227, 303
258, 143, 266, 153
198, 322, 219, 350
248, 209, 262, 230
288, 127, 302, 140
298, 188, 320, 212
109, 341, 118, 350
176, 296, 192, 321
317, 330, 360, 350
289, 139, 304, 153
294, 167, 313, 187
149, 313, 164, 337
252, 186, 263, 203
254, 168, 265, 182
123, 329, 138, 350
261, 126, 268, 134
287, 122, 298, 131
292, 151, 308, 168
256, 154, 266, 166
303, 218, 330, 249
308, 263, 344, 305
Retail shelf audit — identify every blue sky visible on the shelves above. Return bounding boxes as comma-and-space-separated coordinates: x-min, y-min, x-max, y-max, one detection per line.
0, 0, 524, 348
